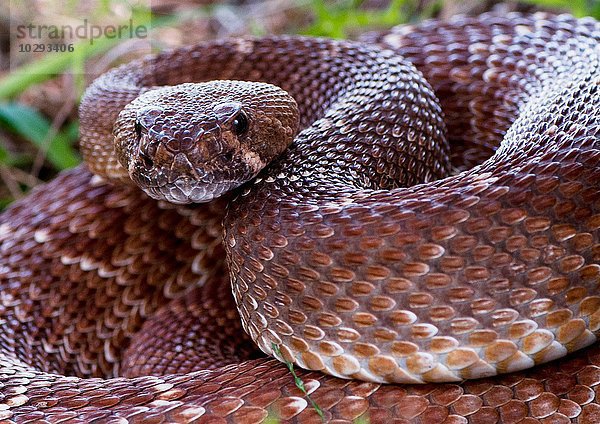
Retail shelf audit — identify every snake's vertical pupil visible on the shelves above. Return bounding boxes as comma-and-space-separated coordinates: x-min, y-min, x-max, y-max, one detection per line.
232, 111, 249, 136
134, 120, 143, 138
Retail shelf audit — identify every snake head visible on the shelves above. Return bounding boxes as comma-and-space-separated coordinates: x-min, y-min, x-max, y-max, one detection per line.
114, 81, 299, 203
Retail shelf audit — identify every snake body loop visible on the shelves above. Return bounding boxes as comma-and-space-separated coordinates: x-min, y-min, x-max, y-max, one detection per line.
0, 12, 599, 423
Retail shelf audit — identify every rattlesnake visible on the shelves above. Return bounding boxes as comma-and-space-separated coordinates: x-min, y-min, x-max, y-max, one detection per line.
0, 12, 599, 423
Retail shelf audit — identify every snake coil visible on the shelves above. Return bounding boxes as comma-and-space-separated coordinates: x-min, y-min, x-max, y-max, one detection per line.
0, 12, 599, 423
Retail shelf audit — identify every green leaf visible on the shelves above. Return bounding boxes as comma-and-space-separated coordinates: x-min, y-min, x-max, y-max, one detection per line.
0, 145, 9, 163
0, 198, 14, 209
0, 103, 80, 169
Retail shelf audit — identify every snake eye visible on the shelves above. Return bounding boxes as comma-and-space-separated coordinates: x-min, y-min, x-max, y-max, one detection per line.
232, 111, 249, 136
134, 120, 143, 139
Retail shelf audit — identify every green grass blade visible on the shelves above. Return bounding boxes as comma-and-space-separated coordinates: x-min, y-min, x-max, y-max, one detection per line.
271, 343, 324, 421
0, 103, 80, 169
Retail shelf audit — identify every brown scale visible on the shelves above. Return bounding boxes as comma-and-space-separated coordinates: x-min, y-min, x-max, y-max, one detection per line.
121, 274, 261, 377
0, 12, 599, 423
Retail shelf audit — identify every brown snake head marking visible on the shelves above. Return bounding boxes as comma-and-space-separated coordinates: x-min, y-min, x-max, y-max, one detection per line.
113, 80, 299, 203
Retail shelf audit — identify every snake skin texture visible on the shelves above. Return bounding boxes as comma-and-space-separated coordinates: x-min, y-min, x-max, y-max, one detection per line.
1, 11, 599, 423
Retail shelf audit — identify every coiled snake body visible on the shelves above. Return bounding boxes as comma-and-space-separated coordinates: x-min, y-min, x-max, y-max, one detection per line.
1, 12, 600, 423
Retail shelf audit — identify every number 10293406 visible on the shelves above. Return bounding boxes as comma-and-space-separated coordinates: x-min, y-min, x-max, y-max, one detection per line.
18, 43, 75, 53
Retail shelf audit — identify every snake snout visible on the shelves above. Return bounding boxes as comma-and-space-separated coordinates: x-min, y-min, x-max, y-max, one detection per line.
169, 153, 204, 181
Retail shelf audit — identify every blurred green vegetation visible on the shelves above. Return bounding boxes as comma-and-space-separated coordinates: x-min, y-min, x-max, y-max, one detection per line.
301, 0, 442, 38
0, 0, 598, 208
301, 0, 600, 38
521, 0, 600, 17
